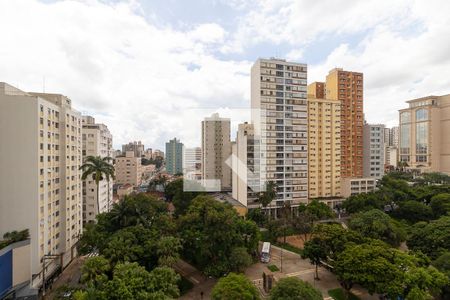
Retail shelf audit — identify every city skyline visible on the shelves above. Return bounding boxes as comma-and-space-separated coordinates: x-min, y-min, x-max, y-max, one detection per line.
1, 0, 450, 149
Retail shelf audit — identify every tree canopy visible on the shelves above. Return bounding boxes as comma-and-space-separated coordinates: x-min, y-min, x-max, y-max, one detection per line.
178, 195, 259, 276
407, 216, 450, 259
211, 273, 260, 300
334, 241, 447, 299
348, 209, 406, 247
269, 277, 322, 300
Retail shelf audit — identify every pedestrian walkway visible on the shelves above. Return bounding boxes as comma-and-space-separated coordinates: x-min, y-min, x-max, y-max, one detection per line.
173, 259, 217, 300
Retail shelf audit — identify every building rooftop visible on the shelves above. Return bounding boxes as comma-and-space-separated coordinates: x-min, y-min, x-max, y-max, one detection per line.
211, 192, 246, 208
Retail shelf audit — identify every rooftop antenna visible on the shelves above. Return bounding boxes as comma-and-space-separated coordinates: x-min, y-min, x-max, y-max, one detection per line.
42, 76, 45, 93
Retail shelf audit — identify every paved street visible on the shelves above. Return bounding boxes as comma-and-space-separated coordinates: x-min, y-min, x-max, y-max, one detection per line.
174, 260, 217, 300
45, 256, 85, 299
246, 244, 379, 299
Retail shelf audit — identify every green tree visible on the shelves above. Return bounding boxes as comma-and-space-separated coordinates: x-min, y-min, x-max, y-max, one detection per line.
156, 236, 182, 267
269, 277, 322, 300
305, 200, 334, 220
393, 200, 432, 223
334, 242, 412, 298
229, 247, 253, 273
310, 223, 365, 260
433, 252, 450, 277
103, 229, 145, 265
407, 216, 450, 259
430, 193, 450, 218
349, 209, 406, 247
291, 212, 315, 243
77, 222, 109, 255
81, 256, 111, 287
342, 192, 385, 214
80, 156, 115, 213
211, 273, 260, 300
178, 195, 259, 276
108, 193, 168, 230
247, 208, 267, 227
256, 181, 277, 219
433, 252, 450, 299
167, 178, 202, 216
104, 263, 180, 299
301, 238, 328, 280
403, 266, 448, 300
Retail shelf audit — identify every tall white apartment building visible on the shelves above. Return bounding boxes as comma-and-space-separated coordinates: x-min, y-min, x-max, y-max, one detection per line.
201, 113, 232, 191
81, 116, 113, 224
0, 83, 83, 281
251, 58, 308, 211
183, 147, 202, 180
363, 122, 385, 179
384, 126, 399, 148
232, 123, 261, 208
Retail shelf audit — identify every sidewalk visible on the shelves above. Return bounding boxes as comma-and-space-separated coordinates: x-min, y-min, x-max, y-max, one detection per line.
45, 256, 85, 299
173, 260, 217, 300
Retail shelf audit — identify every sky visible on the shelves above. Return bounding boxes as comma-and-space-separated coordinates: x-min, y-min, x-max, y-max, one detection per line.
1, 0, 450, 149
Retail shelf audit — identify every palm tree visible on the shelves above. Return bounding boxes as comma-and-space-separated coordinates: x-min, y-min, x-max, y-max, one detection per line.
257, 181, 277, 220
80, 156, 115, 214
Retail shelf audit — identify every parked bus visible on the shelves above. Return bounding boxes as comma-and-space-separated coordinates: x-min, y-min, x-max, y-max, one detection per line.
261, 242, 271, 263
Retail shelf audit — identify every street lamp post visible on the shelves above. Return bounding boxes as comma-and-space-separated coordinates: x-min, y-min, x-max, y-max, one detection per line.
280, 247, 283, 273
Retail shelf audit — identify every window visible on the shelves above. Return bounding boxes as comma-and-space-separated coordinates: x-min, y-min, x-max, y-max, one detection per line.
415, 108, 428, 121
400, 111, 410, 124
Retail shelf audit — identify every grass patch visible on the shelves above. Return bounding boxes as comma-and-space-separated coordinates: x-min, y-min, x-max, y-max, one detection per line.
267, 264, 279, 272
275, 242, 302, 254
328, 288, 361, 300
178, 276, 194, 295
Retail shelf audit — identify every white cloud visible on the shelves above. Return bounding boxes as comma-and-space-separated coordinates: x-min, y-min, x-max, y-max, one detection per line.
226, 0, 450, 127
0, 0, 250, 149
1, 0, 449, 149
308, 0, 450, 126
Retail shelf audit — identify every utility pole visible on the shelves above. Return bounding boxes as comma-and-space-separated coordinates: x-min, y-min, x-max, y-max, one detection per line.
280, 246, 283, 273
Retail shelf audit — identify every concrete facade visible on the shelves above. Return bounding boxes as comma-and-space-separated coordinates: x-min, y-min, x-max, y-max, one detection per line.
325, 68, 364, 178
115, 151, 142, 186
201, 113, 232, 191
121, 141, 144, 158
183, 147, 202, 180
307, 83, 341, 199
165, 138, 183, 175
0, 83, 82, 279
399, 94, 450, 174
81, 116, 113, 224
251, 58, 309, 209
232, 123, 261, 208
341, 177, 377, 198
363, 122, 385, 179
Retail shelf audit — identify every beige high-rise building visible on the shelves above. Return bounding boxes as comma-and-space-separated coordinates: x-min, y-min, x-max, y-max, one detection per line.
152, 149, 164, 160
122, 141, 144, 157
81, 116, 113, 224
232, 123, 261, 208
201, 113, 232, 191
307, 82, 341, 199
0, 83, 83, 282
251, 58, 308, 210
399, 94, 450, 174
325, 68, 364, 178
115, 151, 142, 186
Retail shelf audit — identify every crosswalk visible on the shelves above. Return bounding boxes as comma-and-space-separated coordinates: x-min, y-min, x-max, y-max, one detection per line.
285, 269, 315, 277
